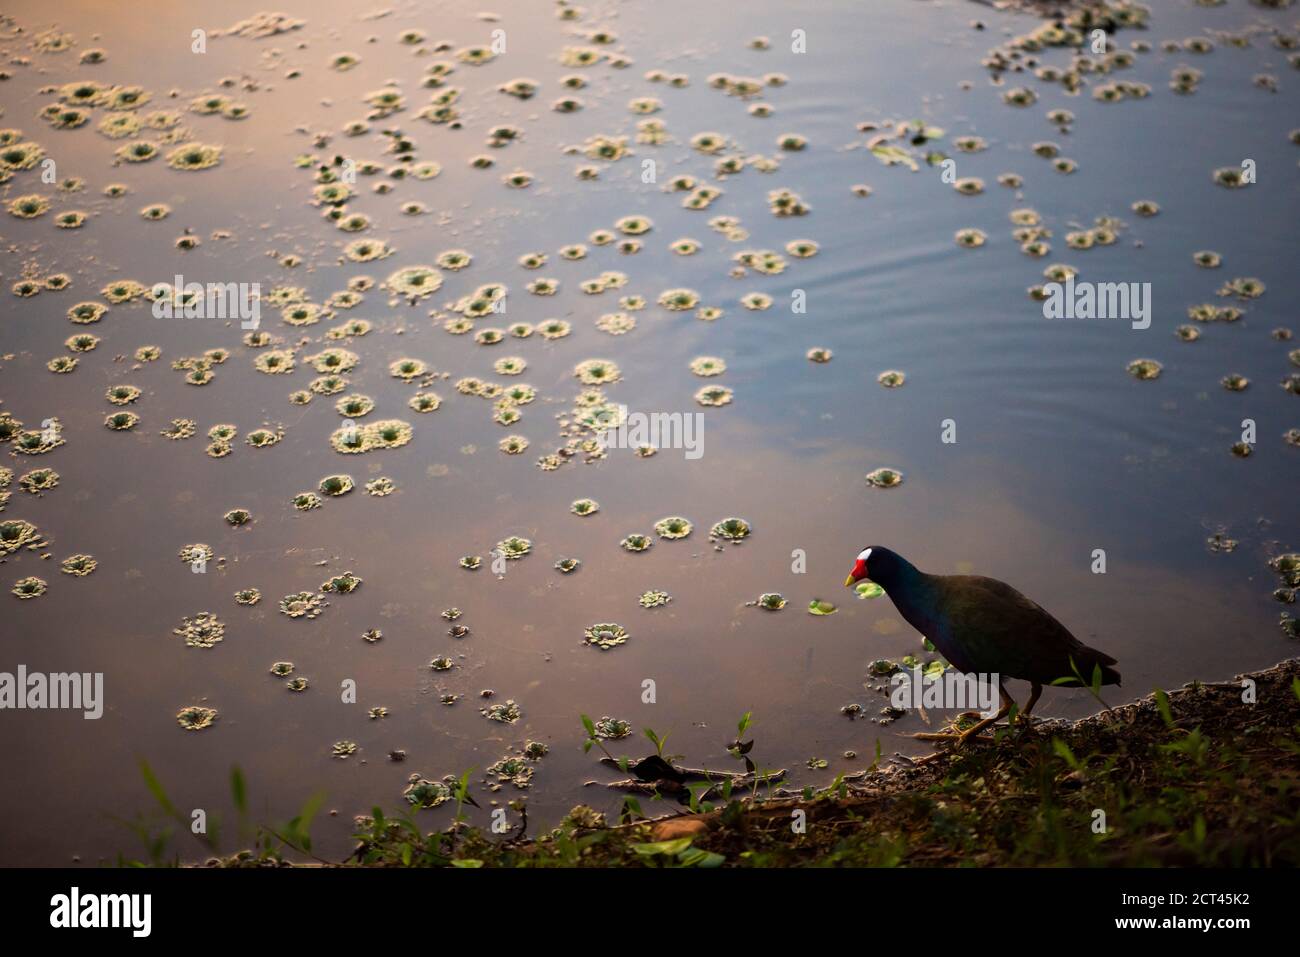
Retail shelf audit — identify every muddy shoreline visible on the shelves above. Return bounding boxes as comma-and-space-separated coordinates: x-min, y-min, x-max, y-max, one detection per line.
199, 657, 1300, 867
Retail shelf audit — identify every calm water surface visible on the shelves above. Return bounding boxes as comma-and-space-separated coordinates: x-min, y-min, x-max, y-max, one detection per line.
1, 0, 1297, 864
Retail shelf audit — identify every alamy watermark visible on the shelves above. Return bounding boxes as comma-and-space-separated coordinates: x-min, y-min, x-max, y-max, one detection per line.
1042, 275, 1150, 330
0, 666, 103, 719
50, 887, 150, 937
151, 275, 261, 329
595, 404, 704, 459
890, 668, 1000, 715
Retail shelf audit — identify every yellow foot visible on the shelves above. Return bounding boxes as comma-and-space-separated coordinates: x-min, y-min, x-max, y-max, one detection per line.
956, 724, 991, 747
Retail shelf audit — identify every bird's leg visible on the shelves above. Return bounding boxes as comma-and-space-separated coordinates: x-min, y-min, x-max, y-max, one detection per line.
1017, 682, 1043, 725
909, 686, 1016, 745
953, 685, 1015, 746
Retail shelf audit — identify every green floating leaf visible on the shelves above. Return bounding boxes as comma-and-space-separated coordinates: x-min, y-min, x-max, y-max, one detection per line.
855, 581, 884, 600
807, 599, 837, 616
870, 144, 919, 172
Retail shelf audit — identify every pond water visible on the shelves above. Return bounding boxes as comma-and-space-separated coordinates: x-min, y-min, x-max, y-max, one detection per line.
1, 0, 1297, 865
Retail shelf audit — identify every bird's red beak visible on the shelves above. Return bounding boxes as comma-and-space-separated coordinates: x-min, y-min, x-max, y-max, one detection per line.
844, 560, 867, 588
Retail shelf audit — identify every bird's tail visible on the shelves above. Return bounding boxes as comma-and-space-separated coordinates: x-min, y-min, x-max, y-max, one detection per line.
1079, 647, 1121, 687
1071, 647, 1123, 686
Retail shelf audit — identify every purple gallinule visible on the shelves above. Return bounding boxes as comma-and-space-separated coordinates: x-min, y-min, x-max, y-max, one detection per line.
845, 546, 1120, 743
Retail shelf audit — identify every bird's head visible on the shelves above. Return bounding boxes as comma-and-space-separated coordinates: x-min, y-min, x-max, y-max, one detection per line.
844, 546, 877, 588
844, 545, 907, 589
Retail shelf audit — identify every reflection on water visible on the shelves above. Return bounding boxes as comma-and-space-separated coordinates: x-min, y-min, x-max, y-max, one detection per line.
0, 0, 1296, 864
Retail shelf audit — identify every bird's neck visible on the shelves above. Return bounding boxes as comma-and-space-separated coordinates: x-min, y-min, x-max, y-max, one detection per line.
875, 553, 925, 594
877, 556, 936, 627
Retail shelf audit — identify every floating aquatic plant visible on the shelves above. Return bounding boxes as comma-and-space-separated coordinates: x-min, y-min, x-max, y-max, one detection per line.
234, 588, 261, 606
694, 386, 733, 407
335, 394, 375, 418
0, 519, 44, 555
1213, 167, 1248, 189
711, 517, 752, 541
12, 576, 47, 599
865, 468, 904, 489
12, 422, 65, 455
592, 717, 632, 740
555, 558, 581, 573
253, 350, 294, 375
496, 536, 532, 560
539, 319, 572, 339
104, 412, 138, 431
245, 427, 283, 449
571, 498, 600, 517
67, 301, 107, 324
619, 532, 653, 553
658, 288, 700, 311
174, 611, 224, 648
574, 359, 622, 385
639, 590, 671, 608
596, 312, 635, 335
321, 571, 363, 594
1126, 358, 1163, 380
280, 591, 326, 619
177, 706, 217, 731
758, 593, 787, 610
403, 776, 452, 809
481, 700, 521, 723
1219, 277, 1265, 300
319, 475, 354, 497
654, 516, 692, 539
690, 356, 726, 377
307, 348, 358, 374
17, 468, 58, 495
460, 555, 482, 570
385, 266, 443, 300
389, 358, 427, 381
166, 143, 222, 171
584, 623, 628, 650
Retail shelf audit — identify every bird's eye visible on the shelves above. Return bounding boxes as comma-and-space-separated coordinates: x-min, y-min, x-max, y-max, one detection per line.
856, 547, 872, 562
